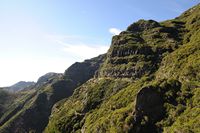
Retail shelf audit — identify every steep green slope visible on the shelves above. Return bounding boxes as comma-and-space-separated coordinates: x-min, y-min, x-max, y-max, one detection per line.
0, 4, 199, 133
0, 55, 105, 133
0, 89, 16, 117
45, 4, 200, 133
45, 78, 133, 133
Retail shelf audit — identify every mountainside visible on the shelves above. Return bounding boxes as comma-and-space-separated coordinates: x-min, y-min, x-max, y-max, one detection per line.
0, 55, 105, 133
0, 89, 16, 118
6, 81, 36, 92
0, 3, 200, 133
45, 4, 200, 133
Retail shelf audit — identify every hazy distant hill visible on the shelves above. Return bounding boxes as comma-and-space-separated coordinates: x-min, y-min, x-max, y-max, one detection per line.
7, 81, 35, 92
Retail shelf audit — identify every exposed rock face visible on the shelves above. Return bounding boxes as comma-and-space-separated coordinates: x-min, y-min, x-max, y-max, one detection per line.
37, 72, 62, 85
135, 86, 164, 123
127, 19, 160, 32
99, 19, 182, 79
64, 54, 105, 84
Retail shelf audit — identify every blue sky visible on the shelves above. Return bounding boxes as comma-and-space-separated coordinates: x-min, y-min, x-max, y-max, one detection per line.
0, 0, 199, 86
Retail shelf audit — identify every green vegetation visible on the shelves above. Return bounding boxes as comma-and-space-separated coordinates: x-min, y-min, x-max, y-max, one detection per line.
0, 89, 15, 117
45, 78, 132, 133
0, 55, 104, 133
46, 4, 200, 133
1, 4, 200, 133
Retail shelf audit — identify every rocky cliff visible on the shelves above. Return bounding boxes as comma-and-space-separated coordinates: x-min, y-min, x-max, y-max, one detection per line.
0, 3, 200, 133
45, 4, 200, 133
0, 55, 105, 133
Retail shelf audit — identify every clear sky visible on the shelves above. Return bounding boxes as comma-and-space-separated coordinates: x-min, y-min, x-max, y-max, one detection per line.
0, 0, 199, 87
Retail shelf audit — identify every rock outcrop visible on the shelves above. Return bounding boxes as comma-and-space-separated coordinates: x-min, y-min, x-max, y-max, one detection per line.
99, 19, 183, 79
135, 86, 164, 123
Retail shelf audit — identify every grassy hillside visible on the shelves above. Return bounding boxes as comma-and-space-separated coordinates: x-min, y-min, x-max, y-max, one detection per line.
45, 4, 200, 133
0, 55, 105, 133
0, 89, 16, 117
0, 4, 199, 133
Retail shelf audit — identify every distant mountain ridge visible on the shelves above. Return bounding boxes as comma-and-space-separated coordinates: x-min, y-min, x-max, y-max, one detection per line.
6, 81, 35, 92
0, 54, 105, 133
